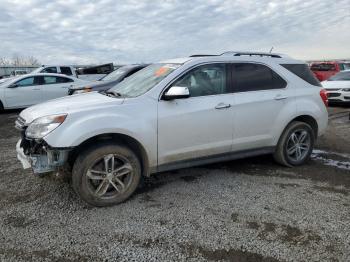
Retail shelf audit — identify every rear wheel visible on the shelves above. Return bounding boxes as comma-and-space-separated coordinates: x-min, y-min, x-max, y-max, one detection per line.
0, 100, 4, 111
274, 121, 315, 167
72, 143, 141, 207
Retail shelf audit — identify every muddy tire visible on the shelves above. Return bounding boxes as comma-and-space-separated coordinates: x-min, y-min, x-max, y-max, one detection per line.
72, 142, 141, 207
274, 121, 315, 167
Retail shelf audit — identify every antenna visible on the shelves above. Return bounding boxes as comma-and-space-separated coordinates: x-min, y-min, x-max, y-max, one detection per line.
269, 47, 274, 53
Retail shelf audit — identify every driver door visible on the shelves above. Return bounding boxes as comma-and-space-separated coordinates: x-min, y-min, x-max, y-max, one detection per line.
157, 63, 235, 167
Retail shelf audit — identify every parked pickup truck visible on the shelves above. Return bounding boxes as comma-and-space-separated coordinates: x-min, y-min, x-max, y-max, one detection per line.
310, 61, 350, 81
32, 64, 115, 81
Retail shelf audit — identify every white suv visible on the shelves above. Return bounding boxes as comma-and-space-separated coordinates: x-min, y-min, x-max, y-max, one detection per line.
16, 52, 328, 206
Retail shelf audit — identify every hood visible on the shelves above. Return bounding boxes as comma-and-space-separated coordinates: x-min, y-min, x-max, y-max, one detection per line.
20, 92, 124, 124
322, 81, 350, 90
70, 79, 117, 90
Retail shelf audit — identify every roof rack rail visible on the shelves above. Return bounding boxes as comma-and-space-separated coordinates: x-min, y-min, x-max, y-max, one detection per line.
221, 51, 283, 58
189, 54, 218, 57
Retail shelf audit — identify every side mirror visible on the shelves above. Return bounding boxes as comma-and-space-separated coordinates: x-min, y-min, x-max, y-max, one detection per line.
163, 86, 190, 100
8, 83, 18, 88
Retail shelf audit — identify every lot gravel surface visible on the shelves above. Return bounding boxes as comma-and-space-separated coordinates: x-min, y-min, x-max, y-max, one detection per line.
0, 107, 349, 262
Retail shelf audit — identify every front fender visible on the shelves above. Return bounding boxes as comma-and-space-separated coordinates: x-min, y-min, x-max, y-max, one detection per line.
44, 110, 157, 167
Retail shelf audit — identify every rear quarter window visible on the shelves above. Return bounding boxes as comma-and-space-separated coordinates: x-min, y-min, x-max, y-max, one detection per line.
281, 64, 321, 87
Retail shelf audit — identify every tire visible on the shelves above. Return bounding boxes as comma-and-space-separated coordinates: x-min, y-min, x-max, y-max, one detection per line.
274, 121, 315, 167
0, 100, 4, 112
72, 142, 141, 207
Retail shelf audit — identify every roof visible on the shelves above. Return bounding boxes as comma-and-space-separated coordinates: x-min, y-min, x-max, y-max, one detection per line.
160, 52, 302, 65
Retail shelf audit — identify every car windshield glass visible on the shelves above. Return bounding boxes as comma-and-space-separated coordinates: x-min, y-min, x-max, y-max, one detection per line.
109, 63, 181, 97
311, 63, 336, 71
100, 67, 129, 81
328, 71, 350, 81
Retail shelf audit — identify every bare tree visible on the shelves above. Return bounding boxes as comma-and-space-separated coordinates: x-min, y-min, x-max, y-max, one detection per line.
0, 54, 41, 66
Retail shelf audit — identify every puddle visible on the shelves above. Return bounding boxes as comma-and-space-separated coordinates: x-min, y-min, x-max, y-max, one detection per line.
312, 149, 350, 171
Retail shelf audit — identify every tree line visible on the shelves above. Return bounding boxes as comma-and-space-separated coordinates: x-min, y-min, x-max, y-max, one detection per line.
0, 54, 40, 66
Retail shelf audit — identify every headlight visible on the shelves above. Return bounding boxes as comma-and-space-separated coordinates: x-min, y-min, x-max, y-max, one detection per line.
74, 87, 92, 94
26, 114, 67, 139
341, 88, 350, 92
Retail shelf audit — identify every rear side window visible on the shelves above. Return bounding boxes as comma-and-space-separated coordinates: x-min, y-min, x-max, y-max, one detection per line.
60, 67, 73, 75
43, 76, 57, 84
233, 63, 287, 92
57, 76, 73, 83
281, 64, 321, 87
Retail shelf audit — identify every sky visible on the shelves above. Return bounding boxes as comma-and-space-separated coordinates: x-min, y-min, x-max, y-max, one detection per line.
0, 0, 349, 65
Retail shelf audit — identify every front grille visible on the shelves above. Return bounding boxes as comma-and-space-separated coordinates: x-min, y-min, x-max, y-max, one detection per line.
327, 93, 341, 98
15, 116, 26, 130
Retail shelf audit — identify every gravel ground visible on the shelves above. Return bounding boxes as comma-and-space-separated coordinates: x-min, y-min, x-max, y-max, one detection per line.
0, 107, 350, 262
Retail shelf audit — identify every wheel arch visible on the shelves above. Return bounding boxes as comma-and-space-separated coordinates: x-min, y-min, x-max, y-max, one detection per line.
289, 115, 318, 138
68, 133, 150, 177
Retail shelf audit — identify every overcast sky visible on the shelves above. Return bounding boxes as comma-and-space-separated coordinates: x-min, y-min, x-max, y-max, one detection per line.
0, 0, 349, 65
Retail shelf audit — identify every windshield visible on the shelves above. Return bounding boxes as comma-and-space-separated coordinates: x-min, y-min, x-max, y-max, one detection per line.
100, 67, 129, 81
108, 63, 181, 97
328, 71, 350, 81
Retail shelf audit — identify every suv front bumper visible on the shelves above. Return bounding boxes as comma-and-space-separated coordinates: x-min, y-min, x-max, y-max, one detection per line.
16, 139, 70, 174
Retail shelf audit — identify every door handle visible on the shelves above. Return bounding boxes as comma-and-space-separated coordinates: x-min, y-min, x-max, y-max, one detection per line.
32, 88, 40, 90
215, 103, 231, 109
274, 94, 288, 100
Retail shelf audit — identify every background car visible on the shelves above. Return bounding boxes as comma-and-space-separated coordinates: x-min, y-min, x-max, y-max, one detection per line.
322, 70, 350, 105
0, 73, 88, 110
68, 64, 148, 95
310, 61, 350, 81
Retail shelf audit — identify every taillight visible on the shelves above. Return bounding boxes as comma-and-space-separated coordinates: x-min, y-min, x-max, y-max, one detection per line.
320, 89, 328, 107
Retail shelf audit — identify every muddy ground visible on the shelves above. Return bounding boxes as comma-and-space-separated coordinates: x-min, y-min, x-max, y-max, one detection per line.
0, 107, 349, 261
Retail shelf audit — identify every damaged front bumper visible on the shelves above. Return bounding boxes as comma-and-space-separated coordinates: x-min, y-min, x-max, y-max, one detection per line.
16, 138, 70, 174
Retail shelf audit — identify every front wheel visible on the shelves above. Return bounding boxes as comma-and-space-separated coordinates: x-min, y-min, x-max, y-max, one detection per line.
274, 121, 315, 167
72, 143, 141, 207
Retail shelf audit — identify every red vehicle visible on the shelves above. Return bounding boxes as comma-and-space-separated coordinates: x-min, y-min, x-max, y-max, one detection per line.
310, 61, 350, 81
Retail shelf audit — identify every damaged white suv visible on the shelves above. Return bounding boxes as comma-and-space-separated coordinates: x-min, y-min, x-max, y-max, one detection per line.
16, 52, 328, 206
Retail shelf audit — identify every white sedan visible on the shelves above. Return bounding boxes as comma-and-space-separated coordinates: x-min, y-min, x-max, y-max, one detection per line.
0, 73, 88, 110
322, 70, 350, 104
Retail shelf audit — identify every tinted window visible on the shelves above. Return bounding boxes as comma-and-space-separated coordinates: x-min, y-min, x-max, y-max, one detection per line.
233, 63, 286, 92
60, 67, 73, 75
15, 77, 35, 87
310, 63, 335, 71
57, 76, 73, 83
172, 64, 227, 97
41, 67, 57, 73
281, 64, 321, 86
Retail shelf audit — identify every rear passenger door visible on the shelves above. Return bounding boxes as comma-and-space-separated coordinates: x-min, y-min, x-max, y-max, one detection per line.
41, 76, 74, 101
231, 63, 295, 151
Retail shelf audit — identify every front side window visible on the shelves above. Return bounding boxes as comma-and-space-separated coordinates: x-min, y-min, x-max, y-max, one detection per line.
109, 63, 180, 97
233, 63, 286, 92
41, 67, 57, 73
15, 77, 35, 87
171, 64, 227, 97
